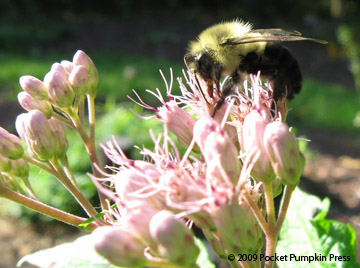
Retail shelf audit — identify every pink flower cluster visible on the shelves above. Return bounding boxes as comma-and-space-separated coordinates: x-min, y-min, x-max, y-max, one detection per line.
92, 71, 305, 267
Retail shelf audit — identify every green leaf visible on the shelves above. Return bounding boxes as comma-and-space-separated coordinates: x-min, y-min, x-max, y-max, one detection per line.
194, 237, 216, 268
277, 188, 359, 268
78, 204, 117, 231
17, 235, 117, 268
17, 234, 216, 268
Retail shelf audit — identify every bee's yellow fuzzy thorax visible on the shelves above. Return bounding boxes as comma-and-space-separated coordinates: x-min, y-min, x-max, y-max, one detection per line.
188, 20, 266, 75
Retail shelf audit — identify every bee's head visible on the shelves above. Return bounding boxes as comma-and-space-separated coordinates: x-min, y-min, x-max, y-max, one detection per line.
184, 52, 219, 82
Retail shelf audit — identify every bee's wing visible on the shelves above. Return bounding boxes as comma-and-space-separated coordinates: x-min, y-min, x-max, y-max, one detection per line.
221, 29, 327, 45
251, 28, 302, 36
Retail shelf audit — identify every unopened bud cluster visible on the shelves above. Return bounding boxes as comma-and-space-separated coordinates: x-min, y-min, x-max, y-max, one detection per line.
19, 50, 97, 113
0, 126, 30, 193
1, 50, 98, 199
15, 50, 99, 161
92, 72, 306, 267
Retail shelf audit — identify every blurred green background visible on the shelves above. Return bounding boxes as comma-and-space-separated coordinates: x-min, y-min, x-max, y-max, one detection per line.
0, 0, 360, 254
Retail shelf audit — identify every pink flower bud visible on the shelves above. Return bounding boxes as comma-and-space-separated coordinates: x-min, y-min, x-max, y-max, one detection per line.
15, 113, 29, 144
69, 65, 89, 95
60, 60, 74, 73
15, 111, 55, 160
73, 50, 98, 95
263, 122, 305, 185
73, 50, 95, 70
0, 154, 11, 172
272, 177, 283, 198
92, 226, 146, 267
213, 103, 240, 149
123, 201, 158, 245
19, 75, 48, 100
10, 158, 29, 178
0, 127, 24, 160
114, 161, 164, 209
0, 173, 18, 191
44, 70, 75, 107
242, 111, 269, 152
17, 92, 53, 118
150, 210, 199, 266
212, 198, 262, 254
158, 101, 197, 151
48, 118, 68, 159
242, 111, 275, 183
50, 63, 68, 78
187, 210, 216, 231
193, 117, 241, 185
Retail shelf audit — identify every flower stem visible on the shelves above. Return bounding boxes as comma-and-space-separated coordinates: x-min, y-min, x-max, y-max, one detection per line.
0, 184, 97, 231
241, 259, 261, 268
79, 95, 85, 124
23, 155, 58, 177
274, 185, 295, 235
146, 260, 197, 268
87, 93, 108, 211
21, 176, 38, 199
66, 106, 108, 212
52, 112, 75, 129
263, 182, 276, 268
49, 158, 99, 218
242, 187, 270, 235
229, 261, 242, 268
60, 157, 79, 187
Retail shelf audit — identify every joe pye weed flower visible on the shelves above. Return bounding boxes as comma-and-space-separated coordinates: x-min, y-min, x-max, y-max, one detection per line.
0, 50, 305, 268
92, 70, 305, 268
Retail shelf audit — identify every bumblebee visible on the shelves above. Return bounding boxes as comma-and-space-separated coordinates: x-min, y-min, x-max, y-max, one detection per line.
184, 20, 326, 105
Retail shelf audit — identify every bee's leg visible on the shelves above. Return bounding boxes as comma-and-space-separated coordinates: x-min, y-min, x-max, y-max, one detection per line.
206, 81, 214, 98
214, 63, 222, 95
194, 75, 210, 104
212, 71, 240, 116
222, 71, 241, 96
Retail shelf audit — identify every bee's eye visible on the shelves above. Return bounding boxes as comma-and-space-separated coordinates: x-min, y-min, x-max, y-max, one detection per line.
197, 53, 214, 80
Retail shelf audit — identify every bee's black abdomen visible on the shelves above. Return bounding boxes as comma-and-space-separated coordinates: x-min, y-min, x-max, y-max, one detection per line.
240, 41, 302, 101
269, 42, 302, 100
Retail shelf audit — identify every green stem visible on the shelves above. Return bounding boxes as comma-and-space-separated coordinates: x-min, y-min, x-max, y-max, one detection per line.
68, 104, 100, 181
241, 259, 261, 268
242, 187, 270, 236
252, 256, 261, 268
65, 97, 108, 214
23, 155, 58, 177
49, 158, 99, 218
52, 112, 75, 129
68, 108, 108, 211
0, 184, 97, 231
87, 94, 96, 146
60, 157, 79, 187
274, 185, 296, 235
202, 229, 227, 259
21, 176, 38, 199
146, 260, 200, 268
264, 182, 276, 268
68, 109, 89, 141
79, 95, 85, 125
4, 174, 28, 196
229, 261, 242, 268
87, 93, 108, 211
